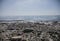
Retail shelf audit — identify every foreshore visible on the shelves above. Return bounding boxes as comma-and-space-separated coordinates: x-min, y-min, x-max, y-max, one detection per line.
0, 20, 60, 41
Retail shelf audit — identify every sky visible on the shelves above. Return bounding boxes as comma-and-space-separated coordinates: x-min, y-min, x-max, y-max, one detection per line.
0, 0, 60, 16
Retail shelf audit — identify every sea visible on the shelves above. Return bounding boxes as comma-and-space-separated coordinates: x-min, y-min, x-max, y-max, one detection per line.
0, 15, 60, 21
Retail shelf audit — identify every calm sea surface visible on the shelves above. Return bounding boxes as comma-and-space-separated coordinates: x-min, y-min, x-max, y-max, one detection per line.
0, 15, 60, 21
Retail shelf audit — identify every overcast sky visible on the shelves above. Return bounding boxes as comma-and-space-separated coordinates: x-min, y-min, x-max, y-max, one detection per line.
0, 0, 60, 16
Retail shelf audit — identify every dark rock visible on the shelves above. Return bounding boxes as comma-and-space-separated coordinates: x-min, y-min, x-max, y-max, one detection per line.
23, 29, 34, 33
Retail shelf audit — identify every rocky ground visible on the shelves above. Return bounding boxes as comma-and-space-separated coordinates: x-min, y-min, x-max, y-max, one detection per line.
0, 21, 60, 41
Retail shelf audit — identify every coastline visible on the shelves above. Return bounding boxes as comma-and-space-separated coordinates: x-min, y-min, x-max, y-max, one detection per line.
0, 20, 60, 41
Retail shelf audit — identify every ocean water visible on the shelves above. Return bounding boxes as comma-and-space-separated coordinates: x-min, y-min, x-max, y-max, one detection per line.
0, 15, 60, 21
